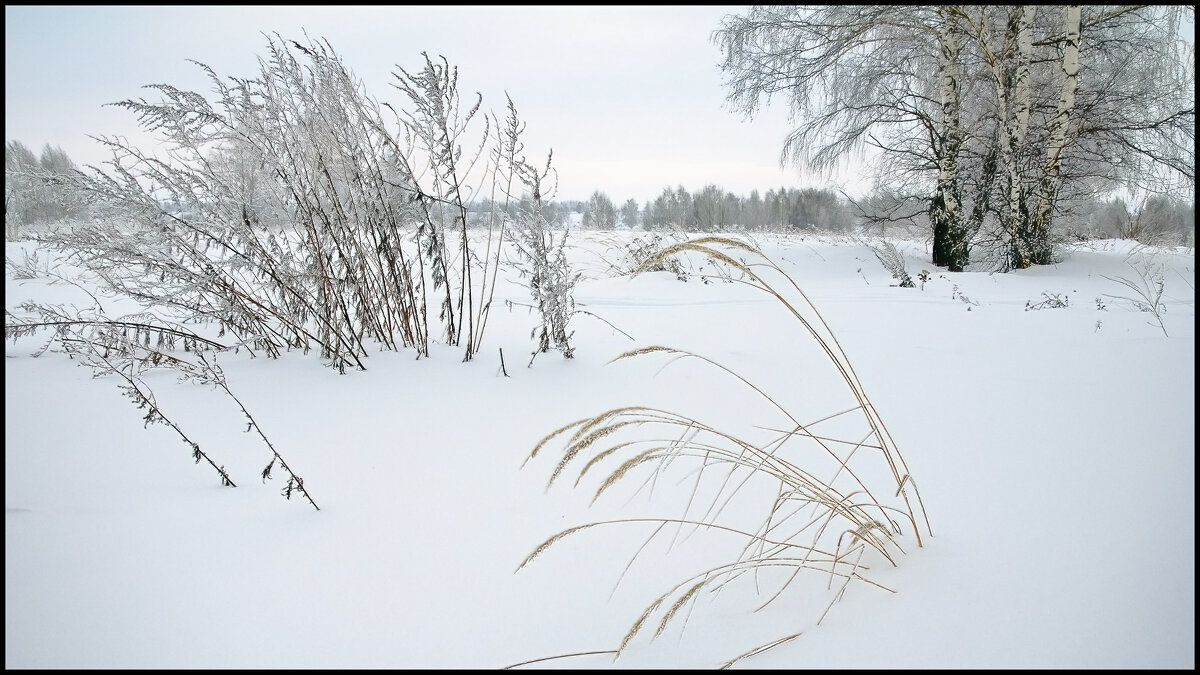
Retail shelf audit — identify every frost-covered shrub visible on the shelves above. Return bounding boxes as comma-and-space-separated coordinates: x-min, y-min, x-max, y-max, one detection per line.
1103, 254, 1170, 336
46, 36, 538, 371
864, 238, 915, 287
502, 98, 579, 364
1025, 292, 1070, 310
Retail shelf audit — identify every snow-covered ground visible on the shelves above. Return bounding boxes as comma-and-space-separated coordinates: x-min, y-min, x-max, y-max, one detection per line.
5, 230, 1195, 668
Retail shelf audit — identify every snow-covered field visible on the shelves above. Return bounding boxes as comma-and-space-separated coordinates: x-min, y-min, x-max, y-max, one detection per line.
5, 230, 1195, 669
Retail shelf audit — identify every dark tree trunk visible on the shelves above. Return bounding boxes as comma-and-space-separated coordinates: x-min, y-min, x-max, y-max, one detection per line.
931, 192, 970, 272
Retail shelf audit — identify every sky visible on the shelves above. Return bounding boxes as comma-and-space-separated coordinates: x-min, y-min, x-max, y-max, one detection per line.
5, 229, 1195, 668
4, 5, 873, 205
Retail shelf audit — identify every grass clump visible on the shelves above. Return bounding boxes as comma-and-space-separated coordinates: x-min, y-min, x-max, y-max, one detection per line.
517, 236, 932, 667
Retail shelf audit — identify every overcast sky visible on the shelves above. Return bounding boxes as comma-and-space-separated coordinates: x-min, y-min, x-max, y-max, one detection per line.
4, 5, 877, 205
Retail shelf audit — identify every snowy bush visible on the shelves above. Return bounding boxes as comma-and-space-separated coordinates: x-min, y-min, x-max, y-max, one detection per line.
1025, 292, 1070, 310
39, 36, 541, 371
502, 98, 579, 364
863, 238, 915, 287
1103, 254, 1170, 336
5, 34, 559, 498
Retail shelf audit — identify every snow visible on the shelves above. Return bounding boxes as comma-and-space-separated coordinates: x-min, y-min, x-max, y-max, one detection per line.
5, 231, 1195, 669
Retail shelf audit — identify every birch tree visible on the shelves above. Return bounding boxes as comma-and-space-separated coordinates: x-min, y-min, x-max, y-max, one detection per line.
930, 6, 969, 270
715, 6, 975, 268
581, 190, 617, 229
619, 198, 640, 229
1027, 5, 1081, 267
1063, 5, 1194, 234
952, 5, 1040, 269
715, 5, 1194, 272
987, 5, 1192, 268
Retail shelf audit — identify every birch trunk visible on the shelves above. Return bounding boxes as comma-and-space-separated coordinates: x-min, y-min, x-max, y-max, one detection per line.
1005, 6, 1036, 269
930, 7, 969, 271
1027, 5, 1082, 267
973, 6, 1037, 270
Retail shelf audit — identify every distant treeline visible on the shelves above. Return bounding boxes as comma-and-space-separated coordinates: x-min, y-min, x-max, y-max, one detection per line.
6, 139, 1194, 246
471, 184, 1194, 245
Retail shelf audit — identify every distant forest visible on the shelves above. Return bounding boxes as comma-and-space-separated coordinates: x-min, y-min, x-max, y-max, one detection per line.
6, 137, 1194, 248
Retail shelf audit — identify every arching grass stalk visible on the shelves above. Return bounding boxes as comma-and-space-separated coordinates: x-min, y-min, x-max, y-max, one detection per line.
518, 236, 932, 666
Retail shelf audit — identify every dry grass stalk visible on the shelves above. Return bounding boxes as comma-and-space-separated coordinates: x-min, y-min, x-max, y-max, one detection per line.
520, 236, 932, 666
5, 304, 317, 508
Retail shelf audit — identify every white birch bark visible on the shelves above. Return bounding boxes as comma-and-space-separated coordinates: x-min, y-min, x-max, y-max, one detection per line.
1006, 6, 1035, 247
1029, 5, 1082, 266
931, 6, 968, 270
971, 6, 1036, 268
937, 8, 963, 219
